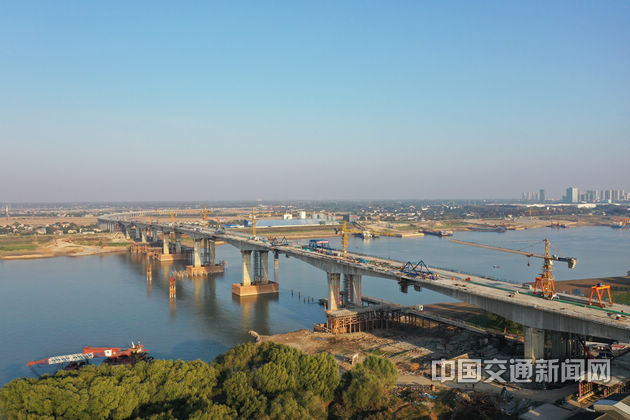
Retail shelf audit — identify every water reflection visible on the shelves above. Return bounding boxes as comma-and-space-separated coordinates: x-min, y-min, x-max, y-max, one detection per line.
2, 226, 628, 385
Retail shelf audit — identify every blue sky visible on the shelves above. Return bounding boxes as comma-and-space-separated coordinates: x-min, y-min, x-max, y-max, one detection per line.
1, 1, 628, 202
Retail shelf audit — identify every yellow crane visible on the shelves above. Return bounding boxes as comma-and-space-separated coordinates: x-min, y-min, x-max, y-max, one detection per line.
451, 239, 577, 299
251, 207, 257, 237
337, 221, 368, 256
202, 207, 212, 228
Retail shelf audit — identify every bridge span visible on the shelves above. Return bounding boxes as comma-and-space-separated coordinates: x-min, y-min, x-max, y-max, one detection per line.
98, 213, 630, 361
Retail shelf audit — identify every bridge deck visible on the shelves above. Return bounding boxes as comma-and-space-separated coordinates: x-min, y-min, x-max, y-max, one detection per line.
100, 215, 630, 341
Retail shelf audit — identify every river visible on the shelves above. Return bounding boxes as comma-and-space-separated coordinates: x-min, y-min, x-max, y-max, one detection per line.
1, 226, 628, 384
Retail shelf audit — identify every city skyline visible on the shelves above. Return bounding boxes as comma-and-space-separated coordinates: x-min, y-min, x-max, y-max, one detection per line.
1, 1, 629, 202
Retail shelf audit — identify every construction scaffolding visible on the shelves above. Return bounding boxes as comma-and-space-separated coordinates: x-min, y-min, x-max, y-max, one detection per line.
322, 304, 451, 335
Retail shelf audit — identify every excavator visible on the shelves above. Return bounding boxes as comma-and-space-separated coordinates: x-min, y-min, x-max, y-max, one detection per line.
451, 239, 577, 299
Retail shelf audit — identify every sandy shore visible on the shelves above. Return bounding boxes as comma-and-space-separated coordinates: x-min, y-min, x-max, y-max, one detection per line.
0, 234, 132, 260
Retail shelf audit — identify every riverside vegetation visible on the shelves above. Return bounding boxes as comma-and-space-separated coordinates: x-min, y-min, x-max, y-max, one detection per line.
0, 342, 509, 419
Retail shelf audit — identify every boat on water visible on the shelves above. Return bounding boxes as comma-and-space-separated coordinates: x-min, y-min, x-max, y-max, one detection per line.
611, 219, 629, 229
27, 342, 152, 370
468, 226, 506, 233
422, 229, 454, 237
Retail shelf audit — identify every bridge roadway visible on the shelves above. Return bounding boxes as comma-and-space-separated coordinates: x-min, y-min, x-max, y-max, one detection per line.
98, 214, 630, 360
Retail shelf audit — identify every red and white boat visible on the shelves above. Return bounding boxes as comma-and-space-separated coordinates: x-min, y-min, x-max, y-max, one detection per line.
28, 342, 151, 369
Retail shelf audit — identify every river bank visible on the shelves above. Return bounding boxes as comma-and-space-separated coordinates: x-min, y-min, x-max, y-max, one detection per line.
0, 233, 132, 260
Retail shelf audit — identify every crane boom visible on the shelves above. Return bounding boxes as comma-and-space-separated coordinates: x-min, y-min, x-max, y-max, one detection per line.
450, 239, 577, 268
450, 238, 577, 299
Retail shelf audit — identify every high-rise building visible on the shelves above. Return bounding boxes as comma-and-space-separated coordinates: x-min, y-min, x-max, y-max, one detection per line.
539, 189, 545, 202
565, 187, 579, 203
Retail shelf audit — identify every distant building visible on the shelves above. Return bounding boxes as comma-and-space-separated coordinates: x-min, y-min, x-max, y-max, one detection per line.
282, 213, 293, 220
342, 214, 358, 222
565, 187, 579, 203
299, 211, 306, 219
539, 189, 545, 202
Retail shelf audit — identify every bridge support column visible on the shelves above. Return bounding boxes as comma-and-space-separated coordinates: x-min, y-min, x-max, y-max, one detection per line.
260, 251, 269, 284
163, 233, 170, 255
349, 274, 362, 306
153, 229, 160, 243
327, 273, 341, 311
524, 326, 545, 363
135, 227, 141, 240
549, 331, 580, 359
141, 229, 148, 243
241, 250, 252, 286
193, 239, 202, 267
123, 228, 130, 239
208, 240, 216, 265
175, 233, 182, 254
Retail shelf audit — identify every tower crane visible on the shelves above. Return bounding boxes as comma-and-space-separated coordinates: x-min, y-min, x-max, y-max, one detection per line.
450, 239, 577, 299
335, 221, 372, 256
251, 207, 257, 237
202, 207, 212, 228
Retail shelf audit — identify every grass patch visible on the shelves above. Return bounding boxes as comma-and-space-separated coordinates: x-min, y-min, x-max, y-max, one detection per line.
365, 347, 387, 356
613, 292, 630, 305
103, 242, 130, 247
0, 244, 38, 251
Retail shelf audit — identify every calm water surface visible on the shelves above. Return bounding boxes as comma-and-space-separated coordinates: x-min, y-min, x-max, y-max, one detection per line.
1, 226, 628, 384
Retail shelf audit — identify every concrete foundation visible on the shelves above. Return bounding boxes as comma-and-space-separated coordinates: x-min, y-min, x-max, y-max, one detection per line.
157, 253, 187, 262
232, 281, 279, 296
185, 264, 224, 276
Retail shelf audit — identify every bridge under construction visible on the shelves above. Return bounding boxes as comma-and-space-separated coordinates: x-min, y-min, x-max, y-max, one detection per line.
98, 211, 630, 363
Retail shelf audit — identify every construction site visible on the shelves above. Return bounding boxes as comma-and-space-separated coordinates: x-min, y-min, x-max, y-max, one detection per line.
103, 208, 630, 418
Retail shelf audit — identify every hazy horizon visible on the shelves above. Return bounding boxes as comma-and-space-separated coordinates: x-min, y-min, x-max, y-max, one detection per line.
1, 1, 629, 202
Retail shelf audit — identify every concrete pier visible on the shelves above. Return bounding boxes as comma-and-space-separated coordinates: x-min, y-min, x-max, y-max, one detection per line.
175, 233, 182, 254
193, 239, 202, 268
232, 250, 278, 296
141, 229, 147, 243
163, 233, 170, 255
208, 240, 216, 265
524, 326, 545, 362
327, 273, 341, 311
260, 251, 269, 284
349, 274, 362, 306
241, 250, 252, 286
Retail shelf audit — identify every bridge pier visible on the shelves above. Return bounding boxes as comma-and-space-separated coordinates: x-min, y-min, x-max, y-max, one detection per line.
349, 274, 362, 306
241, 250, 252, 286
524, 326, 545, 363
253, 251, 269, 284
152, 229, 160, 243
175, 233, 182, 254
193, 239, 202, 267
327, 273, 341, 311
141, 228, 148, 243
232, 249, 278, 296
135, 226, 141, 240
260, 251, 269, 284
163, 233, 170, 255
208, 240, 216, 266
